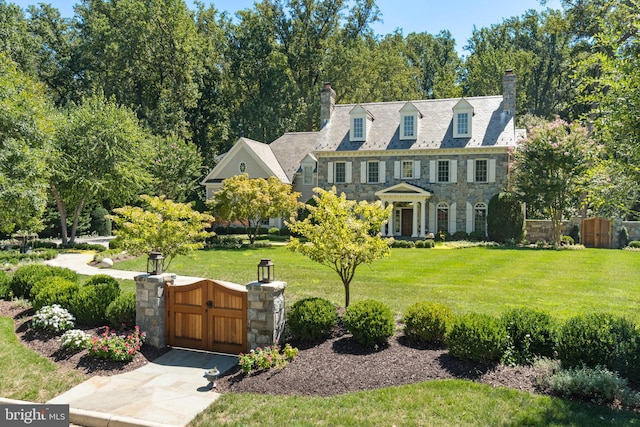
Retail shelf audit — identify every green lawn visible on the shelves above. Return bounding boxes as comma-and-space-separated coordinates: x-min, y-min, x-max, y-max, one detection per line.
116, 246, 640, 320
190, 380, 640, 427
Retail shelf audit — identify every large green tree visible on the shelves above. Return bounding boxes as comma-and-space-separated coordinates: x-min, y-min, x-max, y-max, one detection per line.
51, 93, 153, 244
208, 174, 300, 244
287, 187, 392, 307
512, 118, 595, 244
0, 54, 54, 234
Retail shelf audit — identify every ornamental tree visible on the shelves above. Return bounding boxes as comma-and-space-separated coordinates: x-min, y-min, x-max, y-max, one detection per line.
110, 195, 214, 270
207, 174, 300, 244
287, 187, 393, 307
512, 118, 595, 245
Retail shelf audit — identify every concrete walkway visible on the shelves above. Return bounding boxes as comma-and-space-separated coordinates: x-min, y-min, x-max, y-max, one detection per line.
32, 251, 238, 426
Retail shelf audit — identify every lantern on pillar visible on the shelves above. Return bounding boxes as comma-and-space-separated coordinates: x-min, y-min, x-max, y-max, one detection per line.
147, 251, 165, 275
257, 258, 274, 283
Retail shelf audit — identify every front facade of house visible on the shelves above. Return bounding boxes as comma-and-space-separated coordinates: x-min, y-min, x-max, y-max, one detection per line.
202, 71, 520, 237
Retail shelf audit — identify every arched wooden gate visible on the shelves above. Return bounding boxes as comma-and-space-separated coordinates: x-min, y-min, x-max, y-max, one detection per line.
164, 279, 248, 354
581, 217, 612, 248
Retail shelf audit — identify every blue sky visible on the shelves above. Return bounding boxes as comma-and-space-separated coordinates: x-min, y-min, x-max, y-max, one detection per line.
12, 0, 562, 56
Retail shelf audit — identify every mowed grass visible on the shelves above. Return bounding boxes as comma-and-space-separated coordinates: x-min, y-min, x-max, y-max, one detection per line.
116, 246, 640, 320
190, 380, 640, 427
0, 317, 86, 401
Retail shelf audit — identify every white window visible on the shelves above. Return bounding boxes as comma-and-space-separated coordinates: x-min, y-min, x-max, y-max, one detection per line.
475, 159, 488, 183
457, 113, 469, 136
453, 99, 473, 138
403, 115, 415, 138
437, 202, 449, 234
402, 160, 414, 179
353, 117, 364, 139
437, 160, 449, 183
367, 161, 379, 183
303, 165, 313, 185
335, 162, 346, 183
474, 203, 487, 234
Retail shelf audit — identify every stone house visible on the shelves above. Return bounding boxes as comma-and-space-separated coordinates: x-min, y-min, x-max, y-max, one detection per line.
202, 71, 522, 238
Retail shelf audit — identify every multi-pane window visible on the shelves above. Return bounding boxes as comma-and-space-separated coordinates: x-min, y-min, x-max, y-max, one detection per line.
402, 160, 414, 179
457, 113, 469, 135
474, 203, 487, 235
303, 165, 313, 185
353, 117, 364, 139
334, 162, 346, 183
437, 160, 450, 183
475, 159, 488, 183
367, 161, 379, 183
437, 202, 449, 234
403, 115, 415, 138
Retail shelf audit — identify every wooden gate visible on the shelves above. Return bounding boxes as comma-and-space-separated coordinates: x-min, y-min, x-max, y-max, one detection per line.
582, 217, 612, 248
165, 279, 248, 354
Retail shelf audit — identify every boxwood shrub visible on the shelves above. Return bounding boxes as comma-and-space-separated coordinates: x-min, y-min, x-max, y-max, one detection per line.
343, 299, 395, 348
106, 291, 136, 329
32, 277, 80, 311
11, 264, 77, 299
403, 302, 453, 345
0, 271, 10, 299
71, 276, 121, 326
445, 313, 507, 364
556, 312, 638, 374
501, 307, 556, 365
287, 297, 338, 342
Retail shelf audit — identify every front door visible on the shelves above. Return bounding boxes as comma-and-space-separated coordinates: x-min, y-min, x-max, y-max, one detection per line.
401, 209, 413, 236
165, 279, 248, 354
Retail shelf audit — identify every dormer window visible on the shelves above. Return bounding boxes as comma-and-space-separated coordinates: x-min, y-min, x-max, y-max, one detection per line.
453, 99, 474, 138
349, 105, 373, 142
399, 102, 422, 140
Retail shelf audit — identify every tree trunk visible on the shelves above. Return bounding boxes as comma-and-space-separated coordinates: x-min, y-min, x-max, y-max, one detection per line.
343, 280, 350, 308
69, 196, 86, 244
50, 184, 68, 245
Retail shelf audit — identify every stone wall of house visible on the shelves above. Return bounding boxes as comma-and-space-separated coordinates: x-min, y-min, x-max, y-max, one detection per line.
317, 152, 510, 234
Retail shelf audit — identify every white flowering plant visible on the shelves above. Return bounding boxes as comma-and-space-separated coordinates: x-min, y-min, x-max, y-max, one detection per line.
60, 329, 91, 351
31, 304, 75, 334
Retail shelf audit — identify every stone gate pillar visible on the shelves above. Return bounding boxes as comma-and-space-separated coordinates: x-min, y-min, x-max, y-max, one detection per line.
135, 273, 175, 348
246, 280, 286, 350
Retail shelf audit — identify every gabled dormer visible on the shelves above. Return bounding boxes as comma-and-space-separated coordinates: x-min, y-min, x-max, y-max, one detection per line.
452, 99, 474, 138
349, 105, 374, 142
399, 102, 423, 140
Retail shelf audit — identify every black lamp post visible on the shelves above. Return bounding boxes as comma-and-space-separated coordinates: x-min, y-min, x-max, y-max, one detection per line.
257, 258, 274, 283
147, 251, 165, 275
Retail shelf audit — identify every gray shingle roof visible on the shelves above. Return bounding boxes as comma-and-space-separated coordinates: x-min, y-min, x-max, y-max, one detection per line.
270, 132, 319, 181
315, 95, 516, 152
242, 138, 289, 183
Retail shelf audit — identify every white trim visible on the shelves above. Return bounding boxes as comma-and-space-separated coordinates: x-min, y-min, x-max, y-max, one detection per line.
327, 161, 334, 183
451, 160, 458, 183
379, 161, 386, 183
414, 160, 421, 179
467, 159, 474, 183
489, 158, 496, 183
360, 161, 366, 183
345, 162, 352, 183
394, 161, 401, 179
429, 160, 436, 183
449, 202, 457, 234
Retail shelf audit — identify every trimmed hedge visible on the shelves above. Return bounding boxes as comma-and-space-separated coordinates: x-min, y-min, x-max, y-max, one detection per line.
11, 264, 77, 299
343, 299, 395, 348
32, 277, 80, 311
71, 277, 121, 326
403, 302, 453, 345
287, 297, 338, 342
445, 313, 507, 364
501, 308, 556, 365
106, 291, 136, 329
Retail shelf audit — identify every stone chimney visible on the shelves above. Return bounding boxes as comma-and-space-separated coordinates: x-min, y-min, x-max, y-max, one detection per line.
502, 70, 516, 114
320, 82, 336, 128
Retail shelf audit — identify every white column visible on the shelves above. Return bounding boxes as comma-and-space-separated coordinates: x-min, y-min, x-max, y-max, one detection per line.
411, 201, 418, 237
420, 200, 427, 237
388, 202, 394, 237
381, 201, 387, 236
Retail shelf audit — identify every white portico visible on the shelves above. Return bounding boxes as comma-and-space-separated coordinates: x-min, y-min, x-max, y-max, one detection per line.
375, 183, 432, 238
